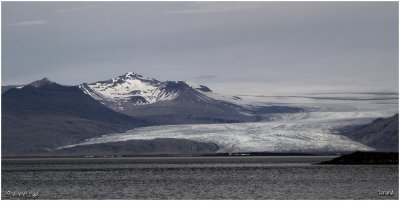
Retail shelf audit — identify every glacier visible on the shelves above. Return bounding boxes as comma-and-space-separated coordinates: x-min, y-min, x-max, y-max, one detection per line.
60, 93, 398, 153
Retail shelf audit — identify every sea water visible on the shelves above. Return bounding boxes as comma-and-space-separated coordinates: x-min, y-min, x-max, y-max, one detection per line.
2, 156, 398, 199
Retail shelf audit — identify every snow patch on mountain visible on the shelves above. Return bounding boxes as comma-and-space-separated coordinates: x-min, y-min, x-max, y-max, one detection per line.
80, 72, 180, 107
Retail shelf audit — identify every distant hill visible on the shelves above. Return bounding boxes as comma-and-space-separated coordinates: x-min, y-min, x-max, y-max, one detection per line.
320, 151, 398, 165
338, 114, 399, 151
2, 78, 148, 156
1, 85, 21, 93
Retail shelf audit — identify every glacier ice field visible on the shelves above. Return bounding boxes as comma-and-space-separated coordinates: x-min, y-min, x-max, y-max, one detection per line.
62, 93, 398, 152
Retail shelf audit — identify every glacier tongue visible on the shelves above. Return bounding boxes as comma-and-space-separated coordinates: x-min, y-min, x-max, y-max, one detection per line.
61, 111, 376, 153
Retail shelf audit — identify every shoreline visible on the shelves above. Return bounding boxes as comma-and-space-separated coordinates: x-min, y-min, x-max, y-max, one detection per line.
1, 152, 344, 159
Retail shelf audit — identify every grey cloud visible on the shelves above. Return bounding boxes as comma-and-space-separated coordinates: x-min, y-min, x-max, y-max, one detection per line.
9, 20, 47, 26
194, 75, 218, 80
56, 4, 96, 13
165, 2, 259, 14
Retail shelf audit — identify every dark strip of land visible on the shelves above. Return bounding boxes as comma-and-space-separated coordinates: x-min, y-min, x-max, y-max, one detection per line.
319, 151, 399, 165
2, 152, 326, 159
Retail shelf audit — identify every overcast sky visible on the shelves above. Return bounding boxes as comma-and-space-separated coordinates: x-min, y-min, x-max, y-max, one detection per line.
2, 2, 398, 95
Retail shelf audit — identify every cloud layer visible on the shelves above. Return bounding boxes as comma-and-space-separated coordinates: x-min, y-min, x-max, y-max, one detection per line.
2, 2, 398, 95
9, 20, 47, 26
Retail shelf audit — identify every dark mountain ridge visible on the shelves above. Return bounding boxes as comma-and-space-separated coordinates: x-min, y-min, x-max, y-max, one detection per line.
2, 79, 148, 155
338, 114, 399, 151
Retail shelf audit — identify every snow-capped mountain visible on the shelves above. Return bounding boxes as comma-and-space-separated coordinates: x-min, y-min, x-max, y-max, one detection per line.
80, 72, 209, 109
77, 72, 303, 125
78, 72, 251, 124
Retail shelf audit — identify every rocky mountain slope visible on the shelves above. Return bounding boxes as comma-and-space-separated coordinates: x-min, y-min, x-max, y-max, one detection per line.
2, 85, 23, 93
2, 78, 148, 155
338, 114, 399, 151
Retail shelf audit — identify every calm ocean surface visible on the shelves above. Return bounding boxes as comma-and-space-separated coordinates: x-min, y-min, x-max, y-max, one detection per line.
2, 156, 398, 199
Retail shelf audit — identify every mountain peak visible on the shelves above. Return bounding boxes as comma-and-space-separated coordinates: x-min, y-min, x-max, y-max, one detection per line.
29, 78, 54, 88
123, 72, 143, 79
113, 72, 159, 83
